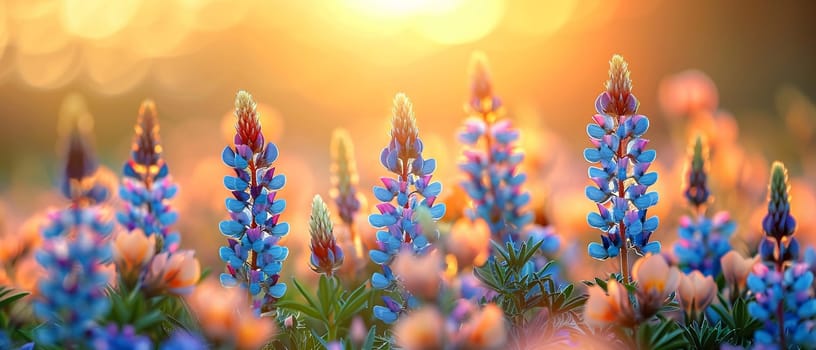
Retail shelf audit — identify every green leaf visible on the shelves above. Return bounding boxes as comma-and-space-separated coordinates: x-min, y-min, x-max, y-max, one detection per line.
362, 325, 376, 350
337, 282, 369, 325
317, 275, 333, 316
277, 300, 324, 322
0, 291, 29, 309
293, 278, 321, 310
133, 309, 165, 332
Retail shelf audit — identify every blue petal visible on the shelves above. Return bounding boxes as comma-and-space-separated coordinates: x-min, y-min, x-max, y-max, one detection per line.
219, 220, 245, 237
226, 198, 246, 212
159, 212, 178, 226
423, 182, 442, 197
422, 159, 436, 174
369, 214, 398, 227
583, 148, 601, 163
633, 117, 650, 135
369, 250, 391, 265
234, 153, 249, 169
746, 274, 765, 293
585, 186, 607, 203
268, 174, 286, 190
219, 273, 238, 287
639, 172, 658, 186
218, 246, 235, 261
269, 283, 287, 298
263, 261, 282, 275
793, 270, 813, 291
588, 167, 608, 179
429, 204, 446, 219
588, 242, 609, 260
587, 212, 606, 229
643, 216, 659, 232
268, 199, 285, 214
637, 149, 656, 163
264, 143, 279, 164
373, 186, 395, 202
642, 241, 661, 254
747, 302, 769, 320
371, 272, 391, 289
221, 146, 236, 167
373, 306, 398, 324
270, 222, 290, 236
587, 124, 606, 139
224, 176, 248, 191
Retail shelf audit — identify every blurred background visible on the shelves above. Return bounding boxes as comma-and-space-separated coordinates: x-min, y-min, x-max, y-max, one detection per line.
1, 0, 815, 280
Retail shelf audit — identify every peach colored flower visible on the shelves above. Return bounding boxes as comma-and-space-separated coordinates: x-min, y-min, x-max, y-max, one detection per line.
392, 250, 442, 301
448, 218, 491, 269
0, 269, 11, 286
12, 255, 44, 294
632, 253, 680, 317
17, 214, 45, 254
186, 279, 276, 350
677, 270, 717, 313
720, 251, 759, 291
0, 235, 21, 265
393, 307, 444, 350
235, 308, 277, 349
584, 279, 633, 327
658, 70, 719, 118
144, 250, 200, 295
112, 229, 156, 283
459, 303, 507, 349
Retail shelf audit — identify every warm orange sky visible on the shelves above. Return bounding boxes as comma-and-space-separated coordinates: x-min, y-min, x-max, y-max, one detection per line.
1, 0, 815, 275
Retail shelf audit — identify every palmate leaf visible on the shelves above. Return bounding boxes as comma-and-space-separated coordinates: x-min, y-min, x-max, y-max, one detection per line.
711, 294, 761, 346
681, 319, 735, 350
635, 316, 686, 350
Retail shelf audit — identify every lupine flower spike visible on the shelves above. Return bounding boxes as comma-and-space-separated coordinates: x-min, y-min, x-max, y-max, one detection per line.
330, 129, 363, 257
34, 117, 114, 346
118, 100, 181, 253
673, 135, 736, 276
369, 93, 446, 323
309, 195, 344, 277
747, 162, 816, 348
459, 52, 538, 246
218, 90, 290, 315
585, 54, 660, 283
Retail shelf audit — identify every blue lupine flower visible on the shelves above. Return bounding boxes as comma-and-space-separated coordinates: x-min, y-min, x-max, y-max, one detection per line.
160, 331, 208, 350
585, 55, 660, 263
309, 195, 344, 276
117, 100, 181, 253
683, 136, 710, 208
92, 324, 153, 350
218, 90, 289, 315
763, 162, 797, 244
34, 125, 114, 347
369, 93, 445, 323
747, 161, 816, 349
748, 262, 816, 349
674, 213, 735, 277
459, 53, 535, 246
673, 136, 735, 277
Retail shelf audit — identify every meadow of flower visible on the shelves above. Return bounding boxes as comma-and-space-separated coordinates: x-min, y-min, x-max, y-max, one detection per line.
1, 50, 815, 350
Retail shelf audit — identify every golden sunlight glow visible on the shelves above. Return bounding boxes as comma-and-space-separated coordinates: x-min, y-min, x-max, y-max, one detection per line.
61, 0, 141, 40
414, 0, 504, 44
349, 0, 458, 18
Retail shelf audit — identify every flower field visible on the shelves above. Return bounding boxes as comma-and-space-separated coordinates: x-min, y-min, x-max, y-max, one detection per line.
1, 1, 815, 349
